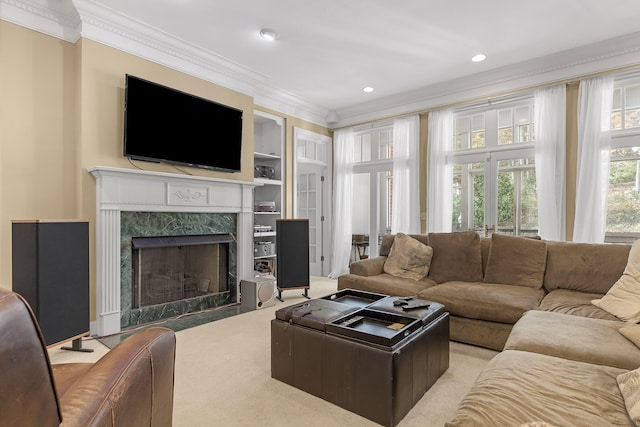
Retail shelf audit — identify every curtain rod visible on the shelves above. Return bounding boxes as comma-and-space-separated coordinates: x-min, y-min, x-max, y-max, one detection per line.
329, 63, 640, 132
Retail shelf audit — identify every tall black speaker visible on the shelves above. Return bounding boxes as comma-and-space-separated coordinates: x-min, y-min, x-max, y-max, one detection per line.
12, 220, 90, 349
276, 219, 310, 300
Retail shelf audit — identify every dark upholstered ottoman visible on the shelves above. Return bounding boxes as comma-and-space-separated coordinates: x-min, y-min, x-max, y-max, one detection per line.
271, 290, 449, 427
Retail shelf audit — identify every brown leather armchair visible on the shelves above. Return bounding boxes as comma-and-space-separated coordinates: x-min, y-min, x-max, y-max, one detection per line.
0, 288, 176, 427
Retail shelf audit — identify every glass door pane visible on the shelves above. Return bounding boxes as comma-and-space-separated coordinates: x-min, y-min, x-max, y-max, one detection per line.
494, 156, 537, 237
452, 158, 486, 233
452, 153, 537, 237
352, 173, 371, 263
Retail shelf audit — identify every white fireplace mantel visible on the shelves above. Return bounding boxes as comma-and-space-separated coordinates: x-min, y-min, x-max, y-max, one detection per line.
88, 166, 260, 336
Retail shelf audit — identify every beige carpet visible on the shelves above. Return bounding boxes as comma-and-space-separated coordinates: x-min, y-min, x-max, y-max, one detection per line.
49, 277, 497, 426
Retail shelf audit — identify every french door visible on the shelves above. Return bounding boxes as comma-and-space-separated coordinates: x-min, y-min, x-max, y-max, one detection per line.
293, 127, 332, 276
352, 168, 392, 260
296, 163, 325, 276
452, 147, 537, 237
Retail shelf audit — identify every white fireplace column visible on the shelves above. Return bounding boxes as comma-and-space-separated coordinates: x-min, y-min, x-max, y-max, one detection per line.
89, 166, 259, 336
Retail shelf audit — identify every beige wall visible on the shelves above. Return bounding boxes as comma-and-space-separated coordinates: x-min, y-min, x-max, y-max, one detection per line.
565, 82, 579, 241
0, 22, 329, 321
0, 21, 80, 292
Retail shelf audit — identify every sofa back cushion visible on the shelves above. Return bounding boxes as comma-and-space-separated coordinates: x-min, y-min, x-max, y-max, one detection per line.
543, 241, 631, 294
427, 231, 484, 283
484, 234, 547, 288
480, 237, 491, 275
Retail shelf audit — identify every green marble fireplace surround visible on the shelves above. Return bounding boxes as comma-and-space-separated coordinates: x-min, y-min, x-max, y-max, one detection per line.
120, 211, 237, 328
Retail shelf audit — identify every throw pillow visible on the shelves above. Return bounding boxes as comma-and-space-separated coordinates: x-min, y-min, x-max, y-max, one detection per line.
483, 233, 548, 288
427, 231, 484, 283
617, 367, 640, 426
383, 233, 433, 281
620, 325, 640, 350
592, 239, 640, 323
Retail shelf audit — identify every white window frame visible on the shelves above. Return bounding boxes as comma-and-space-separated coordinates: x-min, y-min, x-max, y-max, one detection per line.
606, 78, 640, 243
450, 97, 537, 236
352, 125, 394, 256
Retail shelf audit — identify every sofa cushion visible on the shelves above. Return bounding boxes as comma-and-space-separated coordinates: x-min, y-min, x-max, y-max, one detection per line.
618, 367, 640, 426
543, 241, 631, 294
592, 239, 640, 323
427, 232, 483, 283
504, 310, 640, 370
538, 289, 619, 321
621, 325, 640, 350
379, 233, 428, 257
445, 350, 630, 427
337, 273, 436, 298
418, 281, 544, 324
383, 233, 433, 280
483, 234, 547, 288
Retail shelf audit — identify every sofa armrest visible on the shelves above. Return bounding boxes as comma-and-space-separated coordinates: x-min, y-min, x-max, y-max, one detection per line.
350, 256, 387, 277
58, 327, 176, 427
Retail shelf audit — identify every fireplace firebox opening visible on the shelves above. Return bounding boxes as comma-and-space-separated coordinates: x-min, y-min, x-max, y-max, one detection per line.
131, 234, 232, 308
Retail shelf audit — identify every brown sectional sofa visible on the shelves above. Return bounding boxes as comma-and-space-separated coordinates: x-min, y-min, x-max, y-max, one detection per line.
339, 231, 628, 350
338, 232, 639, 426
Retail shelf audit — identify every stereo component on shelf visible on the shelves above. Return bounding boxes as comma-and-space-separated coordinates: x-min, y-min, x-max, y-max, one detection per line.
255, 201, 277, 212
254, 164, 276, 179
254, 241, 275, 257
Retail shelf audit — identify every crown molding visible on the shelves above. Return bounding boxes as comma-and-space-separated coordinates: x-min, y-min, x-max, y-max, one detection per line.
5, 1, 640, 129
1, 0, 81, 42
71, 0, 266, 97
2, 0, 329, 125
253, 83, 329, 127
332, 31, 640, 128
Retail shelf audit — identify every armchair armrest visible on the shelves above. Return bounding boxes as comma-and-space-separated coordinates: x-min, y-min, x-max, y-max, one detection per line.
58, 327, 176, 427
349, 256, 387, 277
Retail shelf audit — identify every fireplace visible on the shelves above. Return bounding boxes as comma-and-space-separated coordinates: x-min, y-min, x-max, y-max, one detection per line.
89, 166, 259, 336
131, 234, 231, 308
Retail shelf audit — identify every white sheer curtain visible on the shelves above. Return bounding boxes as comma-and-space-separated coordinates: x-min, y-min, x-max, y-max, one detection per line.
534, 84, 566, 241
573, 76, 614, 243
427, 109, 454, 232
328, 129, 354, 278
391, 115, 420, 234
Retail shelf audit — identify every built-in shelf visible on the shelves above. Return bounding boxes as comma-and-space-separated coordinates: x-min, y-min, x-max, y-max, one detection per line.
254, 231, 277, 237
254, 177, 282, 186
253, 111, 284, 271
254, 151, 281, 160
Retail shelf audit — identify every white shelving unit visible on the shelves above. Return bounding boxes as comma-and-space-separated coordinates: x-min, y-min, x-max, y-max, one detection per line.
253, 111, 284, 275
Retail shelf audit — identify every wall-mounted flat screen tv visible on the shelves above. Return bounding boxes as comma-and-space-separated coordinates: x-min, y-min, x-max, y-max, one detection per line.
124, 74, 243, 172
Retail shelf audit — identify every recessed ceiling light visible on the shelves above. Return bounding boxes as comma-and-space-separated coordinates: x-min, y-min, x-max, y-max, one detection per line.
363, 87, 374, 93
472, 54, 486, 62
259, 29, 278, 41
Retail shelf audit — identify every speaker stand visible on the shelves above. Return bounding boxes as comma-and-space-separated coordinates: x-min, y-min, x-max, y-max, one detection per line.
61, 337, 94, 353
276, 287, 310, 302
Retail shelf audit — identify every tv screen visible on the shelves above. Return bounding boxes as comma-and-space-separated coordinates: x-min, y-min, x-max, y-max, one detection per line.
123, 74, 243, 172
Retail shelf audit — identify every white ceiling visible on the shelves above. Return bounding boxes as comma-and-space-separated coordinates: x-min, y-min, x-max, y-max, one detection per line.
87, 0, 640, 112
5, 0, 640, 126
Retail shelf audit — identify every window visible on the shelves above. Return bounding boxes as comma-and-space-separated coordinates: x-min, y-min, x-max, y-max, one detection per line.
451, 98, 537, 237
612, 84, 640, 131
607, 79, 640, 241
352, 127, 394, 257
